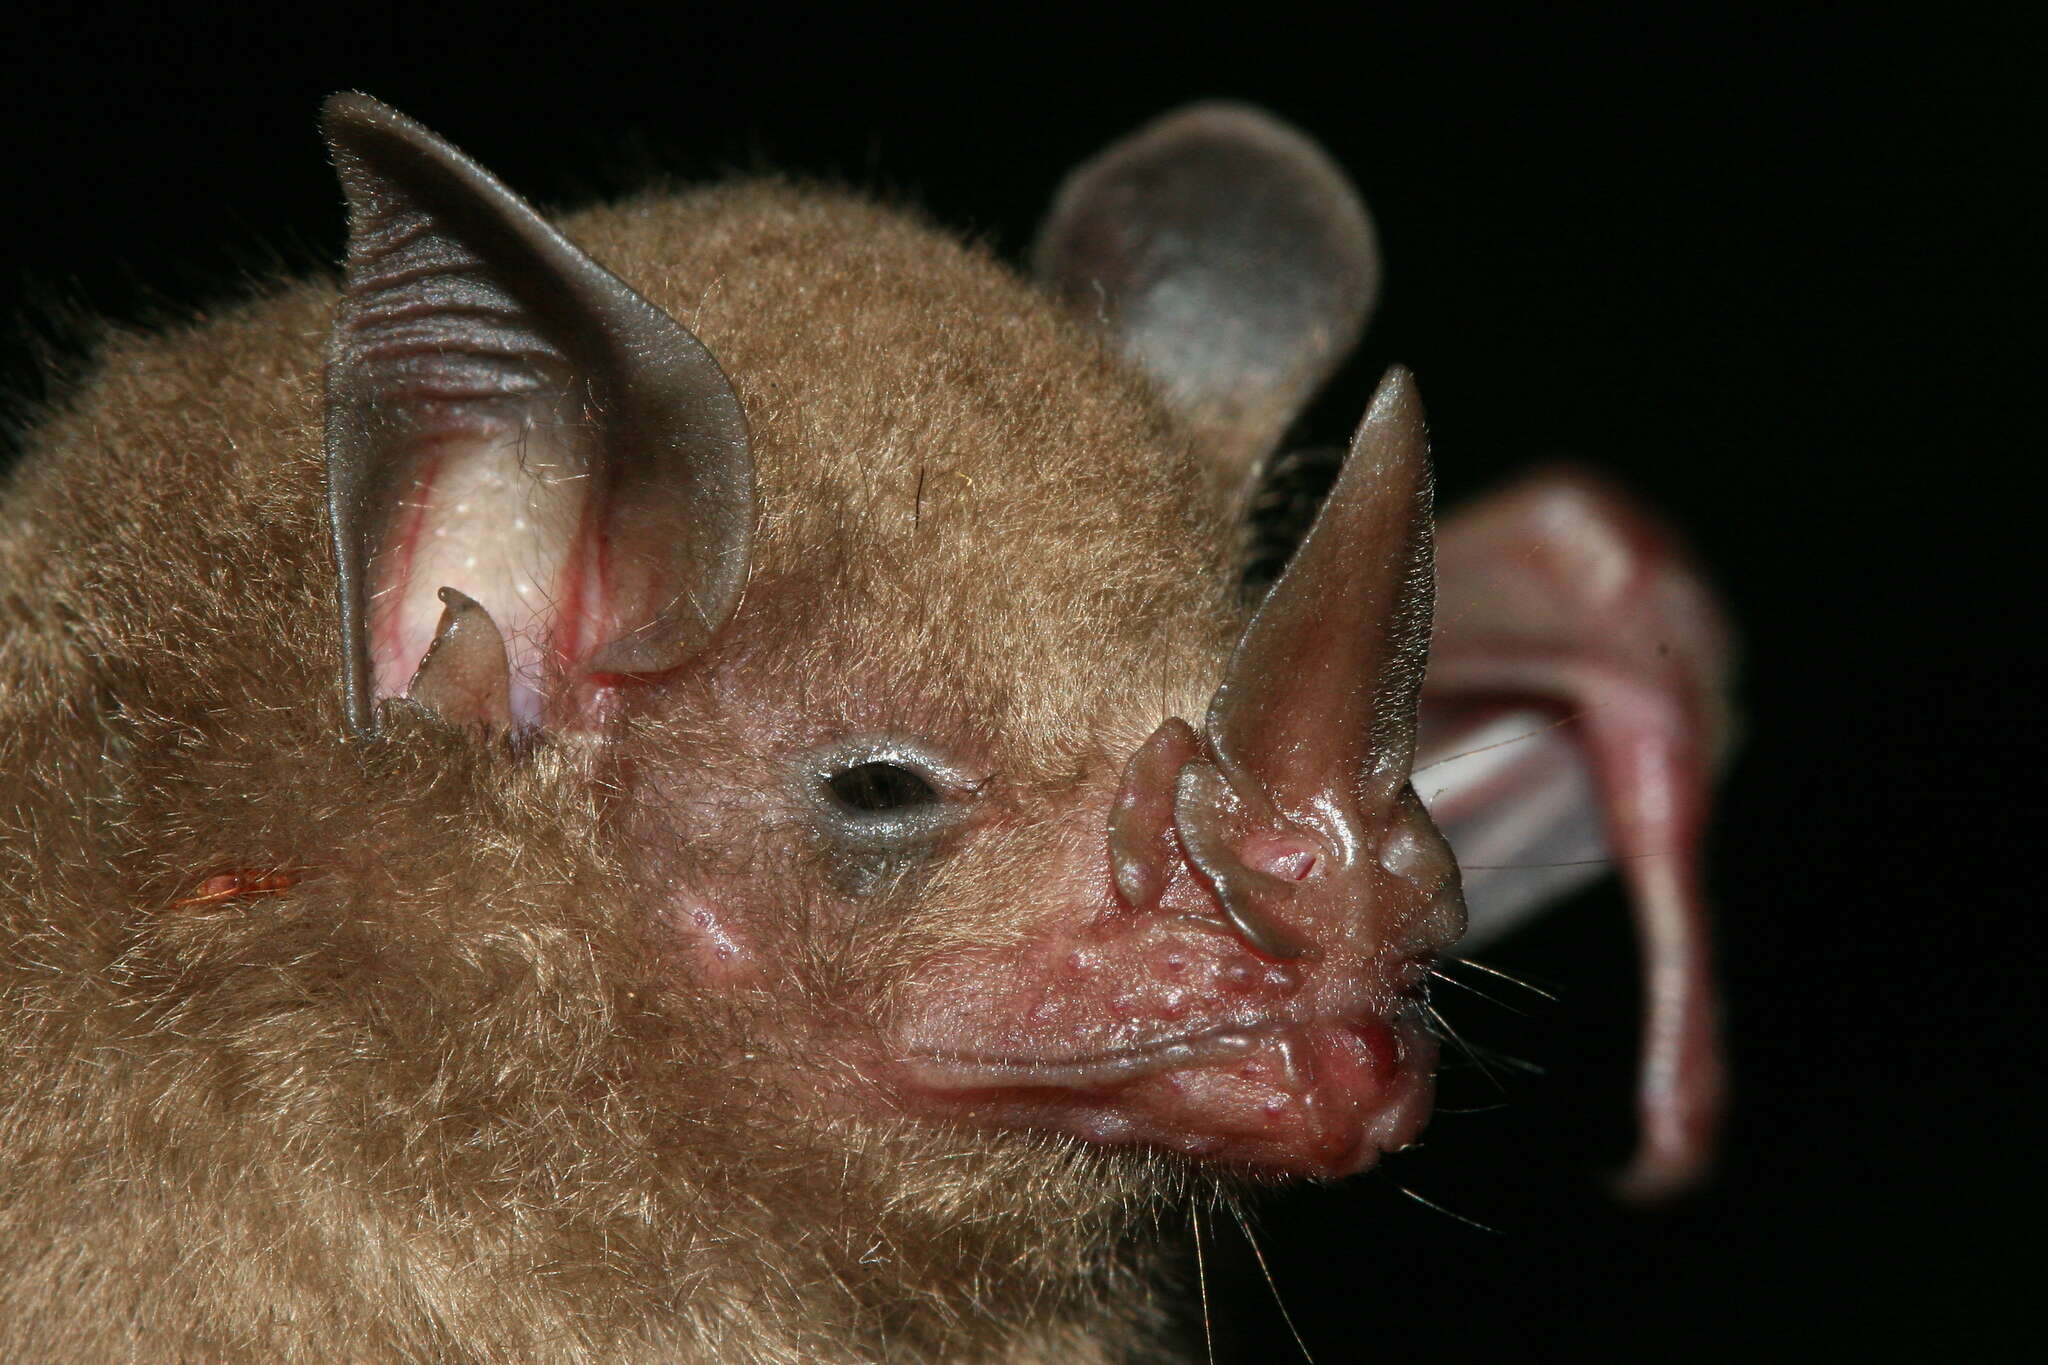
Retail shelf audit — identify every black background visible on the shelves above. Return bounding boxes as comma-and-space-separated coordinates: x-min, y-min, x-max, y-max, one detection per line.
6, 7, 2038, 1360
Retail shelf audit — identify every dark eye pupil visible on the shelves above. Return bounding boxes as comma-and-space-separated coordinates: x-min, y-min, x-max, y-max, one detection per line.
827, 762, 936, 813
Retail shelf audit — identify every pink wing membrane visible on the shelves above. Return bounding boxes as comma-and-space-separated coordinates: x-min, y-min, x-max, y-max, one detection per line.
1414, 466, 1736, 1200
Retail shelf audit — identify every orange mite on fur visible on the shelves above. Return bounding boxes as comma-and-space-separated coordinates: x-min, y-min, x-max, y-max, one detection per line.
0, 95, 1734, 1361
169, 869, 300, 910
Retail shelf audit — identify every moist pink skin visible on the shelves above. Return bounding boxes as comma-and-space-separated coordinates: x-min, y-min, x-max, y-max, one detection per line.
898, 1015, 1439, 1177
888, 848, 1448, 1177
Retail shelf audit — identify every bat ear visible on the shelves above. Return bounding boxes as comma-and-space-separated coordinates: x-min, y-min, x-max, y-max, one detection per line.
321, 94, 753, 736
1033, 102, 1380, 491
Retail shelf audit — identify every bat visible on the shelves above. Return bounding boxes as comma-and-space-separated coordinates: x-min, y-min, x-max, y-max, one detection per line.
0, 96, 1733, 1362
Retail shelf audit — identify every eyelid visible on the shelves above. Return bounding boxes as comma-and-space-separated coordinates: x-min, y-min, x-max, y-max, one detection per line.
807, 738, 981, 797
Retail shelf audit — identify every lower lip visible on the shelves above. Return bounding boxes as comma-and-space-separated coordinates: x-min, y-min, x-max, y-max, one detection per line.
1306, 1015, 1440, 1173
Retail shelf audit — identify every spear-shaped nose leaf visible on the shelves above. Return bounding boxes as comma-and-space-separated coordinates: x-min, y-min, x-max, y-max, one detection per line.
1173, 367, 1457, 958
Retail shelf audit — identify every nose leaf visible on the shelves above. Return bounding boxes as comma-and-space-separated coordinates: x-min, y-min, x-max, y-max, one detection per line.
1166, 367, 1464, 961
1106, 369, 1464, 961
1205, 366, 1434, 816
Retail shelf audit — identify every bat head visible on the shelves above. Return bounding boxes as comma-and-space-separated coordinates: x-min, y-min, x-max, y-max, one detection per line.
0, 95, 1467, 1356
317, 94, 1464, 1186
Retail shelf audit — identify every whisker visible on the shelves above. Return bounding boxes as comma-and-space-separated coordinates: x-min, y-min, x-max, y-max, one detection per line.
1423, 1005, 1546, 1079
1458, 851, 1660, 871
1428, 965, 1529, 1016
1384, 1179, 1504, 1236
1421, 1004, 1506, 1092
1191, 1204, 1216, 1365
1229, 1205, 1316, 1365
1410, 705, 1594, 774
1441, 957, 1558, 1003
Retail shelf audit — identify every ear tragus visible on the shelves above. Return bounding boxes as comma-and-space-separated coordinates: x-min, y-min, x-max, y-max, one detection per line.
1034, 103, 1380, 498
405, 587, 514, 731
321, 93, 754, 736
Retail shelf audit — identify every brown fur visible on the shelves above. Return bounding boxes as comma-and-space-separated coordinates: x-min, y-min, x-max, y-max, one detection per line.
0, 176, 1242, 1360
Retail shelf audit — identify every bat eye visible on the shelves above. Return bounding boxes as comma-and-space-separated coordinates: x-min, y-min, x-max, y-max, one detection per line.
826, 761, 938, 815
805, 744, 969, 862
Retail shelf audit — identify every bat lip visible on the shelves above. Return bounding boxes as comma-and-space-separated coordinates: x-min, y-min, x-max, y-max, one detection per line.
895, 1005, 1438, 1177
899, 1018, 1287, 1090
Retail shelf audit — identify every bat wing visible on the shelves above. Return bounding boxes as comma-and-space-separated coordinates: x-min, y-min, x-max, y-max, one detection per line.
1414, 466, 1736, 1201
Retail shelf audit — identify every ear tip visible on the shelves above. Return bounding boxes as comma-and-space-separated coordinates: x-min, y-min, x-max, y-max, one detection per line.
1062, 100, 1363, 208
1354, 365, 1430, 483
319, 96, 507, 222
319, 93, 438, 161
320, 91, 394, 136
1141, 100, 1320, 152
1370, 364, 1424, 420
1129, 102, 1365, 205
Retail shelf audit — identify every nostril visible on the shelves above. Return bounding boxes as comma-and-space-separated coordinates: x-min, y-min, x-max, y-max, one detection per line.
1242, 833, 1319, 882
1274, 851, 1315, 880
1172, 761, 1317, 960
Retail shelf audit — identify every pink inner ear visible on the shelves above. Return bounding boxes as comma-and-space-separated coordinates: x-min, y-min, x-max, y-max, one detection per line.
322, 97, 754, 737
369, 412, 603, 725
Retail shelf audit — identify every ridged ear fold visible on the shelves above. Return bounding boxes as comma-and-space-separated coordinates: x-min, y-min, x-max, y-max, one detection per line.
1033, 103, 1380, 496
321, 94, 753, 736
